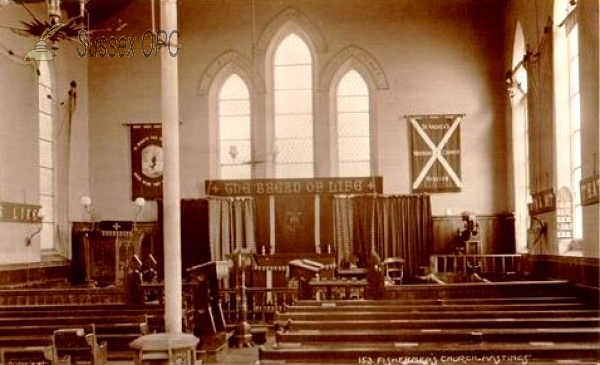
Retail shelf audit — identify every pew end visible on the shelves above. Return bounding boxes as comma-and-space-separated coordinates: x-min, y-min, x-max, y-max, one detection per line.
52, 326, 108, 365
1, 346, 70, 365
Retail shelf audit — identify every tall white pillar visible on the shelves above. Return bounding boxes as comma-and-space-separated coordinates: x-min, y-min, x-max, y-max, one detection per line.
161, 0, 182, 333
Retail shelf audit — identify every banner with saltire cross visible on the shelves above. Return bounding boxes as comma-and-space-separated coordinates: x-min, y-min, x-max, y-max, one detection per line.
408, 114, 464, 193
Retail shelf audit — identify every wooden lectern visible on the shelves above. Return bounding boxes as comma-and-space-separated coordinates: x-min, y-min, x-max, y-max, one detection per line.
186, 261, 228, 361
288, 259, 325, 300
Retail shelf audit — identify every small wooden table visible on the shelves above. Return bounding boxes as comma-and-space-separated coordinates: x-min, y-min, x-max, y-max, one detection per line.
130, 333, 198, 365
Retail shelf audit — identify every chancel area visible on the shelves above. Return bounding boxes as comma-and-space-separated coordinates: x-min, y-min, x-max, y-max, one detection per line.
0, 0, 599, 364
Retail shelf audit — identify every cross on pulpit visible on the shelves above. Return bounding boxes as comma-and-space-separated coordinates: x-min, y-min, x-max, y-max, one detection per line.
112, 222, 121, 231
225, 248, 256, 347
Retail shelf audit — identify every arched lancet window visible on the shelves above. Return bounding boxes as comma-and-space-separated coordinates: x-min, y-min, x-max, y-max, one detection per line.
510, 22, 530, 253
218, 74, 252, 180
335, 69, 370, 177
273, 33, 313, 178
38, 62, 55, 250
553, 0, 582, 249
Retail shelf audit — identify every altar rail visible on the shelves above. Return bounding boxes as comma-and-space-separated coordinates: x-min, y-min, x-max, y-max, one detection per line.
220, 287, 297, 324
431, 254, 522, 277
140, 283, 297, 326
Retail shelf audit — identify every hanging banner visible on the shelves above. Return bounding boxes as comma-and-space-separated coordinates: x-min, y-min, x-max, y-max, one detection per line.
130, 123, 163, 200
408, 114, 463, 193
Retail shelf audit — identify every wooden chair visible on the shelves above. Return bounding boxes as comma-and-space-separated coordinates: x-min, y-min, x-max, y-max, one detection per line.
382, 257, 404, 285
52, 326, 107, 365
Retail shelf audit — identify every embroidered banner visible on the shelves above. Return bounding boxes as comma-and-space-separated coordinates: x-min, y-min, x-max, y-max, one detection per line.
408, 114, 463, 193
130, 124, 162, 200
275, 195, 315, 253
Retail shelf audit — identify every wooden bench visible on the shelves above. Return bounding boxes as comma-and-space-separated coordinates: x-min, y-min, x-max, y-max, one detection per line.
0, 304, 164, 320
280, 316, 600, 331
0, 314, 150, 360
260, 280, 600, 364
284, 301, 589, 312
294, 295, 585, 306
276, 327, 600, 343
276, 310, 600, 329
0, 304, 165, 333
277, 308, 600, 322
383, 280, 577, 300
259, 341, 600, 363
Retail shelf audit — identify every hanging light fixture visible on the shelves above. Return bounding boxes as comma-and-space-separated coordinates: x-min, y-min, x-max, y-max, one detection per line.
0, 0, 128, 49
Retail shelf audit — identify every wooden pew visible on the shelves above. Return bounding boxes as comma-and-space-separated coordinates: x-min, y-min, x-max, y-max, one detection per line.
279, 315, 600, 331
0, 314, 150, 360
276, 310, 600, 330
259, 280, 600, 364
383, 280, 577, 300
259, 342, 600, 363
0, 304, 165, 333
283, 302, 589, 312
275, 327, 600, 343
294, 295, 584, 306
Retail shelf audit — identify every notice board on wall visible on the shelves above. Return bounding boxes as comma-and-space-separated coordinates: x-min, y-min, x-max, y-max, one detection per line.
408, 114, 463, 193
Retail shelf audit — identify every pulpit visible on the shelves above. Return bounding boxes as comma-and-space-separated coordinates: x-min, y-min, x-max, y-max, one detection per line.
186, 261, 228, 361
71, 221, 159, 288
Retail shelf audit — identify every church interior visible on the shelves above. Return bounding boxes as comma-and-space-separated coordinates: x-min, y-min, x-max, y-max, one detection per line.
0, 0, 599, 364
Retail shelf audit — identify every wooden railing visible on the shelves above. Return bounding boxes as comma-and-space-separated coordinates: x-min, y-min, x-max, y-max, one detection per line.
220, 287, 297, 324
430, 254, 522, 278
309, 279, 368, 300
140, 283, 297, 325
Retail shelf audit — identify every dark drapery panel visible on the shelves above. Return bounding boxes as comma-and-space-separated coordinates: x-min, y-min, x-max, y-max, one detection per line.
376, 195, 433, 281
351, 195, 432, 281
255, 197, 270, 253
352, 196, 376, 268
320, 196, 334, 252
181, 199, 212, 276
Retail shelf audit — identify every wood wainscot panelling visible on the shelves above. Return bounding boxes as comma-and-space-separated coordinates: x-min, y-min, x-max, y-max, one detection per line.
0, 261, 70, 288
432, 213, 516, 255
523, 254, 599, 288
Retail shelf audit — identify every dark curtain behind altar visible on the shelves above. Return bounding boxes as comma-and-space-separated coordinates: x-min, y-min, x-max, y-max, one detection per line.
352, 195, 432, 281
158, 199, 212, 278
